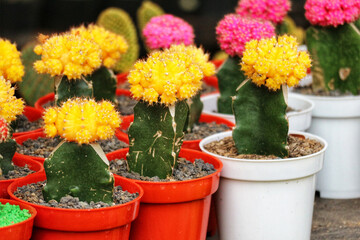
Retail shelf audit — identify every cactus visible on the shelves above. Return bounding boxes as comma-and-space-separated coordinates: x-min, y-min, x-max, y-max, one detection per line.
0, 138, 16, 176
55, 76, 93, 106
43, 141, 114, 203
87, 67, 117, 102
97, 8, 139, 73
137, 1, 164, 36
185, 92, 203, 132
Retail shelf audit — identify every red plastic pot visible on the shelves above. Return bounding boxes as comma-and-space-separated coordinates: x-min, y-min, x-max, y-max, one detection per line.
8, 173, 143, 240
12, 106, 43, 138
106, 148, 223, 240
117, 72, 128, 87
0, 198, 37, 240
0, 154, 43, 198
117, 113, 235, 151
14, 131, 47, 164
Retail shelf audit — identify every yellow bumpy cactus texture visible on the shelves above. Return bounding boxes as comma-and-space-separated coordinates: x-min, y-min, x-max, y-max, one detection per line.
0, 39, 24, 83
0, 76, 24, 123
71, 24, 128, 69
34, 33, 102, 80
241, 35, 311, 91
43, 98, 121, 144
128, 44, 215, 106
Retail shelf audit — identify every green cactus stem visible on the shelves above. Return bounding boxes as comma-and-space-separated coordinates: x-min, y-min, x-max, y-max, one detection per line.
232, 80, 288, 158
55, 76, 93, 106
127, 100, 188, 179
0, 139, 16, 176
217, 56, 247, 114
97, 7, 139, 73
137, 1, 164, 34
43, 141, 114, 203
185, 92, 203, 133
19, 43, 54, 106
306, 20, 360, 94
87, 67, 117, 102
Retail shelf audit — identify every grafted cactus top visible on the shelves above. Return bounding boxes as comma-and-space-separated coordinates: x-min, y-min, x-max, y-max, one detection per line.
0, 38, 24, 83
43, 98, 121, 144
241, 35, 311, 91
128, 44, 215, 106
70, 24, 128, 68
0, 118, 9, 142
0, 76, 24, 123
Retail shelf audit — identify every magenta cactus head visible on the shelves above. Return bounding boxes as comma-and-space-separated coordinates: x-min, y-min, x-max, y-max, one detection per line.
305, 0, 360, 27
235, 0, 291, 24
0, 118, 9, 142
216, 14, 275, 57
142, 14, 195, 50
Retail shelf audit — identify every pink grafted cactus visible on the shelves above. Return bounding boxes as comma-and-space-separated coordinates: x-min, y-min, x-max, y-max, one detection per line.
236, 0, 291, 24
142, 14, 194, 50
0, 118, 9, 142
216, 14, 275, 57
305, 0, 360, 27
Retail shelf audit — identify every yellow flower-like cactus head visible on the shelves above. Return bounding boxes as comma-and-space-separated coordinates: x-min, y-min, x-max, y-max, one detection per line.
71, 24, 128, 69
0, 38, 24, 83
43, 98, 121, 144
33, 33, 102, 80
128, 45, 214, 106
0, 76, 24, 123
241, 35, 311, 91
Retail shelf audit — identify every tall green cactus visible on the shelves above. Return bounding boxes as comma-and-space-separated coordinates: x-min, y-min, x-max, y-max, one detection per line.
185, 92, 203, 133
97, 8, 139, 73
232, 80, 288, 158
55, 77, 93, 106
217, 56, 247, 114
306, 20, 360, 94
19, 43, 54, 106
137, 1, 164, 34
127, 101, 188, 179
0, 139, 16, 176
43, 141, 114, 203
87, 67, 117, 102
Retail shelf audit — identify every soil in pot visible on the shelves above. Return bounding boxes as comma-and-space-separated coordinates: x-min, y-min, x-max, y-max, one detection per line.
204, 134, 324, 159
13, 181, 138, 209
0, 165, 34, 180
17, 136, 128, 159
0, 202, 32, 227
293, 85, 356, 97
184, 122, 230, 141
13, 115, 43, 134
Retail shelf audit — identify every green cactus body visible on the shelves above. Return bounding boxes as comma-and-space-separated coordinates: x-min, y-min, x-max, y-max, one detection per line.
43, 141, 114, 203
185, 92, 203, 133
276, 21, 289, 35
55, 76, 93, 106
232, 80, 288, 158
127, 100, 188, 179
137, 1, 164, 34
0, 139, 16, 176
88, 67, 117, 102
217, 56, 247, 114
306, 20, 360, 94
97, 7, 139, 73
19, 43, 54, 106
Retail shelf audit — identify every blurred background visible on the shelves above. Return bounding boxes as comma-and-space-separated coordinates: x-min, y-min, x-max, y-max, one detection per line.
0, 0, 309, 57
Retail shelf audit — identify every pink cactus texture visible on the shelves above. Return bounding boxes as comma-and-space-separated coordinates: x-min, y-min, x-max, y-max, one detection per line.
0, 118, 9, 142
236, 0, 291, 24
142, 14, 195, 50
305, 0, 360, 27
216, 14, 275, 57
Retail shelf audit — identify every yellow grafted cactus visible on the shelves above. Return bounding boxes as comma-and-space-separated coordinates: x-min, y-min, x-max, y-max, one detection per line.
0, 39, 24, 83
33, 33, 102, 80
0, 76, 24, 123
71, 24, 128, 69
241, 35, 311, 91
43, 98, 121, 144
128, 45, 214, 105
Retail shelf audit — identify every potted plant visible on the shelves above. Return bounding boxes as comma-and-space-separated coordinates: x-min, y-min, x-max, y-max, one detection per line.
107, 45, 223, 239
0, 198, 37, 240
199, 35, 327, 240
298, 0, 360, 199
9, 98, 143, 239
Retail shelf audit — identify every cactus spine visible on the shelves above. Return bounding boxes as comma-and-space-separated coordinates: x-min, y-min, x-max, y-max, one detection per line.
97, 8, 139, 73
232, 80, 288, 157
43, 141, 114, 203
306, 20, 360, 94
127, 101, 188, 179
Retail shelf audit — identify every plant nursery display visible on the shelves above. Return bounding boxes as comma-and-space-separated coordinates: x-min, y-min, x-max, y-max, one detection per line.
200, 35, 327, 240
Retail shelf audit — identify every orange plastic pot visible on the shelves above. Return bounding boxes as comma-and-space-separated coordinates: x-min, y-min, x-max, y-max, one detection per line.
116, 72, 128, 87
116, 113, 234, 151
106, 148, 223, 240
12, 106, 43, 138
14, 131, 47, 164
8, 173, 143, 240
0, 154, 43, 198
0, 198, 37, 240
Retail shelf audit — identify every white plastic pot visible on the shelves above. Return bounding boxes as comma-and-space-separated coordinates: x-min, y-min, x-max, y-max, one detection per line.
303, 94, 360, 199
201, 93, 314, 131
199, 131, 327, 240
